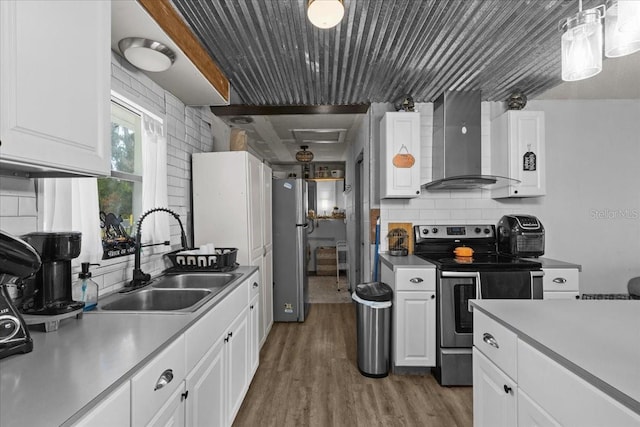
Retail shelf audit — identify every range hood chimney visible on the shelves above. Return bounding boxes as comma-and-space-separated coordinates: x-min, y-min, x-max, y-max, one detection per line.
422, 91, 517, 190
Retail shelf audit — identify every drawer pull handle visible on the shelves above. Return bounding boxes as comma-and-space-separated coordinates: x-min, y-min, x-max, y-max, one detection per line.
409, 277, 424, 284
482, 333, 499, 349
154, 369, 174, 391
503, 385, 512, 394
553, 277, 567, 284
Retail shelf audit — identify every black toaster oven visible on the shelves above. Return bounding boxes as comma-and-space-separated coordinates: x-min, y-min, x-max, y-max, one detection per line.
497, 214, 545, 257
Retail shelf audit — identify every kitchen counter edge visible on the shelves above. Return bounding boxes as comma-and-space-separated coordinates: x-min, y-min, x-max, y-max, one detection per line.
380, 253, 435, 270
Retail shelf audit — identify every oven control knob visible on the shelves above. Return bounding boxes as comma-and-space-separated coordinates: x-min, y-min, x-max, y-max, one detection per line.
484, 228, 491, 234
422, 228, 429, 235
432, 228, 438, 234
474, 227, 481, 234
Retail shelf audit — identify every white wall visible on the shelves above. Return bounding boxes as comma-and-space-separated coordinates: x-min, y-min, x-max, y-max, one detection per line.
373, 99, 640, 294
0, 51, 225, 295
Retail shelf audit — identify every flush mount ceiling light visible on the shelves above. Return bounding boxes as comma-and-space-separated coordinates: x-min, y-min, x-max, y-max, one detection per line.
295, 145, 314, 163
118, 37, 176, 72
560, 1, 605, 82
605, 0, 640, 57
307, 0, 345, 29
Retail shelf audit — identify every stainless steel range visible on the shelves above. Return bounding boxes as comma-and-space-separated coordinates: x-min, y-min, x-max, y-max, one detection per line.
413, 224, 543, 386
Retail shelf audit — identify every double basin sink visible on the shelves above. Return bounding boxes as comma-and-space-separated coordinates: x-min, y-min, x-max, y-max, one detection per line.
97, 272, 241, 313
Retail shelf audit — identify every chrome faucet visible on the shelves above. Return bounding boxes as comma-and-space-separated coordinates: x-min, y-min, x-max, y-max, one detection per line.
128, 207, 189, 289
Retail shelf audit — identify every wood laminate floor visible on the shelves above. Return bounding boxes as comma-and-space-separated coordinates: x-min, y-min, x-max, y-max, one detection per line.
233, 303, 473, 427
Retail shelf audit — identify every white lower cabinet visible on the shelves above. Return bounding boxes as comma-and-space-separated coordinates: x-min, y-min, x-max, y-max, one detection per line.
473, 348, 517, 427
394, 291, 436, 366
381, 263, 436, 368
73, 272, 260, 427
249, 292, 260, 377
185, 336, 225, 427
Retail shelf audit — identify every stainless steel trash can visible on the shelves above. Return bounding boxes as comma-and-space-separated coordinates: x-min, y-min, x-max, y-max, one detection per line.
352, 282, 392, 378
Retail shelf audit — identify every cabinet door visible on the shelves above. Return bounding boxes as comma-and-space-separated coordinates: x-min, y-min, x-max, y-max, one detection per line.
185, 336, 226, 427
380, 112, 421, 198
146, 382, 186, 427
394, 291, 436, 366
249, 294, 260, 377
73, 382, 130, 427
226, 309, 250, 426
249, 154, 264, 261
518, 389, 561, 427
473, 348, 517, 427
0, 0, 110, 176
491, 111, 545, 198
543, 291, 580, 300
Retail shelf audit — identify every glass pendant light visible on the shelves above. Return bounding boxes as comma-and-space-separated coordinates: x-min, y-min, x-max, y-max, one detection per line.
561, 1, 605, 82
605, 0, 640, 57
307, 0, 345, 29
295, 145, 314, 163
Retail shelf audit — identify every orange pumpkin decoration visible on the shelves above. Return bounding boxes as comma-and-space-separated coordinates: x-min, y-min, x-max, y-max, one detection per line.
392, 144, 415, 168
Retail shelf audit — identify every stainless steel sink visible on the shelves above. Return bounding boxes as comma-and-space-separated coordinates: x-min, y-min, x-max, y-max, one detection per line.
101, 289, 212, 312
150, 272, 240, 290
96, 271, 242, 313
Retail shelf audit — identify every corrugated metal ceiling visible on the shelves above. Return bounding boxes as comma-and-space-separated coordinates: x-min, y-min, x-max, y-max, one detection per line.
170, 0, 600, 105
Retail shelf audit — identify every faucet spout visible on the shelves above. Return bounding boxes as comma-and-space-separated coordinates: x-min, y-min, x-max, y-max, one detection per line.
128, 207, 188, 289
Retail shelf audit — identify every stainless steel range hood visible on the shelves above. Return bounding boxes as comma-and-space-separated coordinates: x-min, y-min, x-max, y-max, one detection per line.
422, 91, 517, 190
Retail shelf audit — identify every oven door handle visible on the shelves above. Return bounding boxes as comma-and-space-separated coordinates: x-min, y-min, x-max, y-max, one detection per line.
441, 271, 480, 278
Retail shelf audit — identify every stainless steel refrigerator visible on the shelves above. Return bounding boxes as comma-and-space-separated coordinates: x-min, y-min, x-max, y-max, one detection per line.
272, 179, 309, 322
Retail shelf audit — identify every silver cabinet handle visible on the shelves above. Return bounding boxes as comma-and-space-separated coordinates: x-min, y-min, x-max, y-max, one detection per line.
409, 277, 424, 283
553, 277, 567, 284
154, 369, 174, 391
482, 333, 499, 349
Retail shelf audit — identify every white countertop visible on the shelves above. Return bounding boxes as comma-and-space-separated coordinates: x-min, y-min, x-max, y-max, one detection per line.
379, 253, 435, 269
470, 299, 640, 415
0, 266, 257, 427
524, 256, 582, 271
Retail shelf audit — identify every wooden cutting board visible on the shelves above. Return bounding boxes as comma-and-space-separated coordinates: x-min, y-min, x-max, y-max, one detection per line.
388, 222, 414, 254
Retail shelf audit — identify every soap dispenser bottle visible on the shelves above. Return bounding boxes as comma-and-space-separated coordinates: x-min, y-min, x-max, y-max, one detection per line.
72, 263, 100, 311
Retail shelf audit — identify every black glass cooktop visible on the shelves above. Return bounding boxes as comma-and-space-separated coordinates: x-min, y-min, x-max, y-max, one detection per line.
415, 253, 542, 271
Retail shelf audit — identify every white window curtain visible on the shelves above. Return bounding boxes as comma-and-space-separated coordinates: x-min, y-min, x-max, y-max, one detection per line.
41, 178, 103, 264
140, 113, 170, 252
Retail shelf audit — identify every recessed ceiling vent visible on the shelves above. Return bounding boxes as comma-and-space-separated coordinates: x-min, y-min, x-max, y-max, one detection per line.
290, 128, 346, 144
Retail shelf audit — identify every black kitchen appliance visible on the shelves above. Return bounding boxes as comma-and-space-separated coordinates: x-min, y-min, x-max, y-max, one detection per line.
497, 214, 545, 257
413, 224, 543, 386
20, 232, 85, 315
0, 230, 41, 359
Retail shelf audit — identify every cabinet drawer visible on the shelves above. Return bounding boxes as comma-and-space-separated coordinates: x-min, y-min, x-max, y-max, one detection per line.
249, 270, 260, 300
473, 311, 517, 381
131, 335, 186, 427
186, 280, 248, 372
543, 268, 579, 293
395, 268, 435, 291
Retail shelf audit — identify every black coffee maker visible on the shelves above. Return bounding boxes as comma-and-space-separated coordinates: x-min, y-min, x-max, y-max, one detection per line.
0, 230, 41, 359
20, 232, 85, 315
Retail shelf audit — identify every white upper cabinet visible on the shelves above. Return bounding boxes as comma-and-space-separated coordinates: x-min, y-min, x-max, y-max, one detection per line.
0, 0, 111, 176
491, 110, 545, 198
380, 112, 421, 198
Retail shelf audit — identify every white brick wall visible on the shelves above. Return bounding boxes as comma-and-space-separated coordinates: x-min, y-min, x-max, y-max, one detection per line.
0, 51, 224, 295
